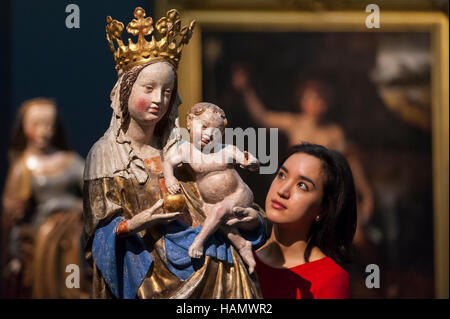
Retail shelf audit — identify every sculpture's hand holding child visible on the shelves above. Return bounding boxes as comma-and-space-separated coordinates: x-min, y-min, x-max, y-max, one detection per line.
118, 199, 181, 237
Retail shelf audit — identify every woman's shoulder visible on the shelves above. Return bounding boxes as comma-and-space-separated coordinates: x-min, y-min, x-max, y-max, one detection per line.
299, 250, 349, 283
311, 258, 350, 298
315, 257, 349, 278
303, 257, 349, 295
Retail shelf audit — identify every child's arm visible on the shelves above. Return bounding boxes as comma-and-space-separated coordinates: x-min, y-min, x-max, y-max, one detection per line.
225, 145, 260, 171
163, 144, 186, 194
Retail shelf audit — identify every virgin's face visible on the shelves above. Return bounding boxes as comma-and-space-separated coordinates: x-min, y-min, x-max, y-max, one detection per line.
127, 62, 175, 126
265, 153, 325, 227
23, 103, 57, 151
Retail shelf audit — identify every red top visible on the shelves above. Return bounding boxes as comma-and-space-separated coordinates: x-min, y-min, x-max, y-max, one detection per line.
254, 253, 350, 299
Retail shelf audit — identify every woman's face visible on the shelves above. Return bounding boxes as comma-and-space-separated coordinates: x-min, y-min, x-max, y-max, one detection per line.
23, 103, 57, 151
265, 153, 325, 227
127, 62, 175, 126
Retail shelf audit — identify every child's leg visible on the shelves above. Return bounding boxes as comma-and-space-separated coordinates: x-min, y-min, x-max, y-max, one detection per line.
188, 204, 228, 258
226, 228, 256, 274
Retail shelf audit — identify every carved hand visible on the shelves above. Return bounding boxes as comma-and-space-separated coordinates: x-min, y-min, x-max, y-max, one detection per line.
226, 206, 261, 231
127, 199, 181, 233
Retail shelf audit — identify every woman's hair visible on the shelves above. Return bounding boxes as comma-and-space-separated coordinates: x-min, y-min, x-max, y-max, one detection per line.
281, 142, 357, 264
119, 60, 178, 139
9, 98, 70, 160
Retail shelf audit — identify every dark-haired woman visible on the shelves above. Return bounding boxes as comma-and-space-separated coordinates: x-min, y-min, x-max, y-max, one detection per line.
254, 143, 357, 299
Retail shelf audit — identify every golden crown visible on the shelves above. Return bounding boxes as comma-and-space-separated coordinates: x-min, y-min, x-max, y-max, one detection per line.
106, 7, 196, 74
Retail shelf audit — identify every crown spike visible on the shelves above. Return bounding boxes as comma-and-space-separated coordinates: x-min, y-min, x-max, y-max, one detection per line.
106, 7, 195, 74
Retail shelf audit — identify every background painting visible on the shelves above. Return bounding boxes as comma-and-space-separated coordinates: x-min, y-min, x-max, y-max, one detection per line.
200, 31, 434, 298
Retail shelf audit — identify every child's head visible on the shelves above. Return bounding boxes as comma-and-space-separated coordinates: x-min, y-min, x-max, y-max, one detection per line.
186, 102, 227, 150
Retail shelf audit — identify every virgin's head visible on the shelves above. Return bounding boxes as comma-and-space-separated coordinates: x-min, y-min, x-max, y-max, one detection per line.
265, 143, 357, 263
9, 98, 69, 159
119, 60, 178, 138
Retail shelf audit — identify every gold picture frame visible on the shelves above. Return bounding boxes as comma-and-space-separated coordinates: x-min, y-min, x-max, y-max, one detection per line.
163, 9, 448, 298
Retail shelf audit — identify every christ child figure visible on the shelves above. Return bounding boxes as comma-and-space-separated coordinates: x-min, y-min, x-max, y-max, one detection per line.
163, 102, 260, 273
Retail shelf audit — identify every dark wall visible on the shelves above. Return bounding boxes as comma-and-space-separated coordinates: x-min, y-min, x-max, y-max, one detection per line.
0, 0, 12, 194
2, 0, 155, 190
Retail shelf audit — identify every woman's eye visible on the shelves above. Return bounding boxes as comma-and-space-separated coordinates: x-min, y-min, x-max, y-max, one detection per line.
298, 182, 308, 191
145, 86, 153, 92
277, 171, 286, 179
164, 89, 172, 96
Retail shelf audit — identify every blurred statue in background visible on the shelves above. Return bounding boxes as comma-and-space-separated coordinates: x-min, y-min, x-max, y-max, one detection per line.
232, 66, 374, 249
1, 98, 89, 298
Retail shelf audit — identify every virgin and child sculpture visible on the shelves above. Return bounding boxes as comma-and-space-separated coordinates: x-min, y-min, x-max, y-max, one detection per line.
82, 7, 268, 299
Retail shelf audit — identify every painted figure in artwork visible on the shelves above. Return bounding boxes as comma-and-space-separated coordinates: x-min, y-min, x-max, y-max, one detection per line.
163, 102, 260, 273
1, 98, 89, 298
82, 8, 267, 299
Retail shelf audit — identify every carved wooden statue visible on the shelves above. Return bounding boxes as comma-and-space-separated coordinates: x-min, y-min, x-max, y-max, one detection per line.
2, 98, 89, 298
83, 8, 267, 299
